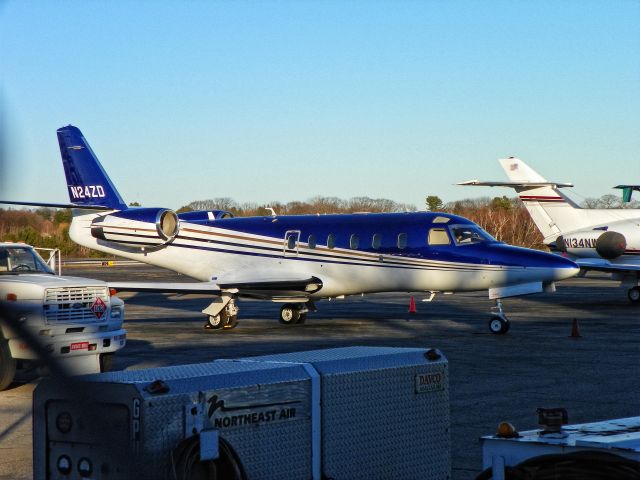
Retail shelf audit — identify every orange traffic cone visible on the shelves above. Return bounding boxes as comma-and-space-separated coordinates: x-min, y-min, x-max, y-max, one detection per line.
408, 296, 417, 314
569, 318, 582, 338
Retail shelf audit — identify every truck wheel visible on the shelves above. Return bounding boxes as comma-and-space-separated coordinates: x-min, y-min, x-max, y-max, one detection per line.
100, 353, 114, 373
0, 337, 16, 391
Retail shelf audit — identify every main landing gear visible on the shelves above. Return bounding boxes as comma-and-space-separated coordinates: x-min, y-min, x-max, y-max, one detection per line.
203, 294, 239, 330
628, 286, 640, 303
279, 303, 311, 325
489, 298, 510, 335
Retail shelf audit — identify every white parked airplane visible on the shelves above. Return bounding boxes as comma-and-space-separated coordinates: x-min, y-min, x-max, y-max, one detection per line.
460, 157, 640, 303
1, 128, 579, 334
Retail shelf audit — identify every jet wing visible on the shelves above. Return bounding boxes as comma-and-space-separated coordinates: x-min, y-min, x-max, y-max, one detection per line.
109, 275, 323, 300
0, 200, 114, 210
574, 259, 640, 273
217, 276, 323, 300
108, 281, 221, 294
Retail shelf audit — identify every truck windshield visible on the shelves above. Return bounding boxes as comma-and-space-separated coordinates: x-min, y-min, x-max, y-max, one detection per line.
0, 246, 55, 274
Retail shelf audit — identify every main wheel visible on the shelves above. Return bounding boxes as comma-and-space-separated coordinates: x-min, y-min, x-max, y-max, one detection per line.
205, 314, 224, 330
489, 316, 510, 335
223, 315, 238, 329
279, 304, 301, 325
628, 286, 640, 303
0, 336, 16, 391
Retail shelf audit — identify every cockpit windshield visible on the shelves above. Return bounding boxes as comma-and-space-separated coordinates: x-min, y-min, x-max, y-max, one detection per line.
450, 225, 495, 245
0, 246, 55, 275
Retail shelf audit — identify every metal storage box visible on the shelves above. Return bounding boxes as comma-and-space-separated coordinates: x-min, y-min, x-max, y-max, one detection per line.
34, 346, 449, 480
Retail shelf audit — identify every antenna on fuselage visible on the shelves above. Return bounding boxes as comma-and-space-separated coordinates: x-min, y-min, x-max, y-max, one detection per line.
265, 207, 277, 217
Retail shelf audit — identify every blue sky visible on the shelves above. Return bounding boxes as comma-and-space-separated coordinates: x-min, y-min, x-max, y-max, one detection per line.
1, 1, 639, 210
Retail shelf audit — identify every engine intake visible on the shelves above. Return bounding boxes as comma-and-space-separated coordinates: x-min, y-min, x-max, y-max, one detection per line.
555, 230, 626, 259
595, 231, 626, 259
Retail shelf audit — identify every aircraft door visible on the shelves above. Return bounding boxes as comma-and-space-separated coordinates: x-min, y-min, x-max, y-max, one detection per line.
283, 230, 301, 257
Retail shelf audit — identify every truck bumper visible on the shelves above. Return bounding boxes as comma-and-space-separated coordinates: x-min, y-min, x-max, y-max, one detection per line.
8, 328, 127, 369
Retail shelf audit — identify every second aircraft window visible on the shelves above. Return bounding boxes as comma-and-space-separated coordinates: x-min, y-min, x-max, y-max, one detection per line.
350, 234, 359, 249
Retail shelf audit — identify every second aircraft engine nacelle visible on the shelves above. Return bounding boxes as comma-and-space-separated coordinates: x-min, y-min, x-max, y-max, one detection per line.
91, 208, 180, 248
556, 230, 626, 259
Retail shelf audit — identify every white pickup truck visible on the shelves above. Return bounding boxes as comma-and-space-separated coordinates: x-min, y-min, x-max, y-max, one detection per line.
0, 242, 126, 390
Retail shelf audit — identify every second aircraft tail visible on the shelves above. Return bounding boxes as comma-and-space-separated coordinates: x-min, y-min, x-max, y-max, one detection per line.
460, 157, 587, 242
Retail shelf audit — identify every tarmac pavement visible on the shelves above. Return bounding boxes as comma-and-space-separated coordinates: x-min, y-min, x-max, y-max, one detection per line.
0, 264, 638, 479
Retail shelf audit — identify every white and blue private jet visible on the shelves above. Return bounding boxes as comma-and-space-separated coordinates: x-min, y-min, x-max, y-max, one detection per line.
1, 126, 579, 334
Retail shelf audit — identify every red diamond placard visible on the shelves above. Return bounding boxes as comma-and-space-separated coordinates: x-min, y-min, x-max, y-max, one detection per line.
91, 297, 107, 319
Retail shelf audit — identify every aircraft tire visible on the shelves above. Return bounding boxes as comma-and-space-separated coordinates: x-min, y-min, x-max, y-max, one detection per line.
223, 315, 238, 329
0, 336, 16, 391
628, 286, 640, 303
489, 316, 510, 335
205, 315, 224, 330
279, 304, 301, 325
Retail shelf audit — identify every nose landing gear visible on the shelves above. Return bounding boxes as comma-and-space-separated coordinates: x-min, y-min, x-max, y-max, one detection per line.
489, 299, 510, 335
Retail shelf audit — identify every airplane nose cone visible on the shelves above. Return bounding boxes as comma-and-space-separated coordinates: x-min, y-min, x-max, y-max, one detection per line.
551, 255, 580, 281
491, 244, 579, 281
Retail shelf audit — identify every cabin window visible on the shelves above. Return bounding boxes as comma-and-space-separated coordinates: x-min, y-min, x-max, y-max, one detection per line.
327, 234, 336, 249
428, 228, 451, 245
372, 233, 382, 249
350, 234, 359, 249
287, 233, 297, 250
307, 234, 316, 249
432, 216, 450, 224
451, 225, 492, 245
397, 233, 407, 249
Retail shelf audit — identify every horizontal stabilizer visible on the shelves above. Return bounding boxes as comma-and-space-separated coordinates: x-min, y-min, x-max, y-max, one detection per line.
458, 180, 573, 188
0, 200, 113, 210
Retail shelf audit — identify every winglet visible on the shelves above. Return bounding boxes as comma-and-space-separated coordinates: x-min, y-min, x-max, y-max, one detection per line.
57, 125, 127, 210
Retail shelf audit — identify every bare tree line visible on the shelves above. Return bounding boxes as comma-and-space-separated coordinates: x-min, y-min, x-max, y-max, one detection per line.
179, 196, 418, 216
1, 192, 636, 256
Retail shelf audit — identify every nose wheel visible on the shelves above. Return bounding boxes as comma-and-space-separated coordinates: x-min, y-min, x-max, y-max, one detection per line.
489, 299, 510, 334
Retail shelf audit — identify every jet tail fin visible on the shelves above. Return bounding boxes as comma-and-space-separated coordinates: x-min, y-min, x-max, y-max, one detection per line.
57, 125, 127, 211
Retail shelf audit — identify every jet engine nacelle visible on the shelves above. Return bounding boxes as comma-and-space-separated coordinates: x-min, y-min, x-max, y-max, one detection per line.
91, 208, 180, 247
556, 230, 626, 259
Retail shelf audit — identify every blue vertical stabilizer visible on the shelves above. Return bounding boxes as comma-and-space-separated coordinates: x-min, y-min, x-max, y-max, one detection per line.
57, 125, 127, 210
